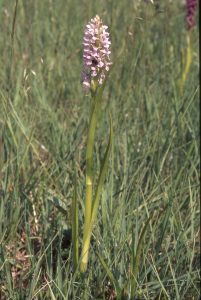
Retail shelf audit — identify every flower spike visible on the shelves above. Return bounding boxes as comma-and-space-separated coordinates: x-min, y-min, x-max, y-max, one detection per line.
82, 15, 112, 92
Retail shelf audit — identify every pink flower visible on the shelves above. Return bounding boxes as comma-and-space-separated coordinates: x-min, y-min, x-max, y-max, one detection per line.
82, 15, 112, 92
186, 0, 197, 30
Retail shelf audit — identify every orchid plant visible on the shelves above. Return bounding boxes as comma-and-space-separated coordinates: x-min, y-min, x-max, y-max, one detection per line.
72, 15, 113, 273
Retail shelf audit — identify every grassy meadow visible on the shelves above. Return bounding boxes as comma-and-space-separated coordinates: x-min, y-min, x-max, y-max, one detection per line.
0, 0, 199, 299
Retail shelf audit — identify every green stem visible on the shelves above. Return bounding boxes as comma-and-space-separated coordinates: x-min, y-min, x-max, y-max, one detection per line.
80, 92, 101, 272
179, 32, 192, 95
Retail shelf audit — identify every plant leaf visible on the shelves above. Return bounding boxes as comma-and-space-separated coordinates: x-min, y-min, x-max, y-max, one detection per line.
131, 214, 153, 297
96, 251, 121, 295
72, 163, 79, 271
91, 114, 113, 225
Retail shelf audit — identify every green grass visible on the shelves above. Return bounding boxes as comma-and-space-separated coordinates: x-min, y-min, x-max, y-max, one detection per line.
0, 1, 199, 299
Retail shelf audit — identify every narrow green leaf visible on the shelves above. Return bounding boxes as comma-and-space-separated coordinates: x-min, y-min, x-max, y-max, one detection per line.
155, 196, 173, 254
96, 251, 121, 295
46, 280, 57, 300
72, 163, 79, 271
131, 214, 153, 298
91, 114, 113, 225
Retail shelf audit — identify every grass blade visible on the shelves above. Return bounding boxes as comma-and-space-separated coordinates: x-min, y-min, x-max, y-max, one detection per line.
96, 251, 121, 296
72, 163, 79, 271
131, 214, 153, 298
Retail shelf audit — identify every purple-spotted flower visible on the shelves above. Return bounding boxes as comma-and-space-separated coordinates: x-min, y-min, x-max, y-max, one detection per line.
186, 0, 197, 30
82, 15, 112, 92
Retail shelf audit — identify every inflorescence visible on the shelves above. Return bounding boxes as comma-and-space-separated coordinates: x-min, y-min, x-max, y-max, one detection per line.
82, 15, 112, 92
186, 0, 197, 30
